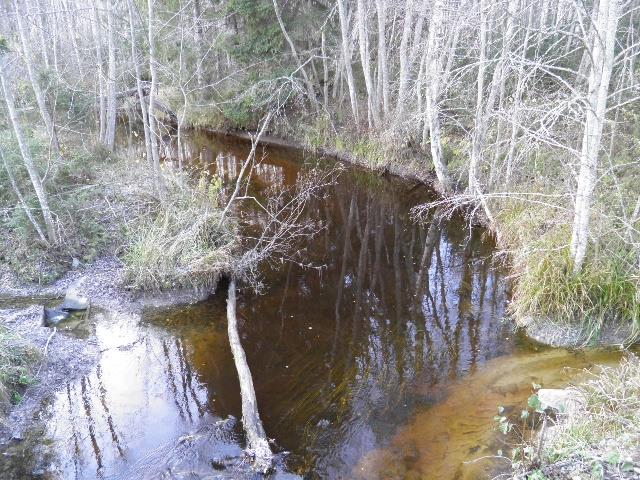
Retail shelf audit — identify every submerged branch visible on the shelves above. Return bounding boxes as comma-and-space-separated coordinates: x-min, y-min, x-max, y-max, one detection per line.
226, 277, 273, 472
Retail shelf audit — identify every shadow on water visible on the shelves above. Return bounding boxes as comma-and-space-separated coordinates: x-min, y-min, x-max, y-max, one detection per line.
4, 131, 627, 479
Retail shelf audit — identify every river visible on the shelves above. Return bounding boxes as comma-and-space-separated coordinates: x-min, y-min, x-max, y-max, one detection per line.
1, 130, 626, 479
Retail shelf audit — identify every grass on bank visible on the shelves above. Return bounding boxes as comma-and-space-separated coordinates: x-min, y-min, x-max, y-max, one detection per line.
120, 168, 236, 291
494, 194, 640, 344
0, 326, 38, 415
511, 355, 640, 479
0, 122, 236, 291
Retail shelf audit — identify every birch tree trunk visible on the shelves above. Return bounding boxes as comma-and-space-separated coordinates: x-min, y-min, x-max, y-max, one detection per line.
14, 0, 61, 161
272, 0, 319, 112
357, 0, 380, 127
506, 3, 534, 182
375, 0, 389, 120
394, 0, 414, 123
60, 0, 82, 73
0, 145, 48, 244
570, 0, 620, 273
127, 0, 153, 171
321, 30, 329, 111
0, 57, 57, 244
148, 0, 163, 195
423, 0, 452, 193
226, 277, 273, 472
468, 0, 487, 194
34, 0, 50, 69
337, 0, 360, 124
193, 0, 204, 89
90, 3, 106, 143
104, 0, 117, 150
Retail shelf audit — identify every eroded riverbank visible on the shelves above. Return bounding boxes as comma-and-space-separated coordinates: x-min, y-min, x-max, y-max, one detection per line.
0, 130, 631, 479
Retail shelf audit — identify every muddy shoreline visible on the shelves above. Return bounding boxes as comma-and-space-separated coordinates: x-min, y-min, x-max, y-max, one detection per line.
0, 256, 221, 463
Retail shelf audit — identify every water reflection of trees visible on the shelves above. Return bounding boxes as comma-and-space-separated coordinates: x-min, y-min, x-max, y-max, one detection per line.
50, 134, 511, 479
235, 166, 510, 477
47, 318, 214, 480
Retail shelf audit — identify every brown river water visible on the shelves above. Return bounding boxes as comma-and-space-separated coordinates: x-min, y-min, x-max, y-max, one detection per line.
2, 131, 627, 479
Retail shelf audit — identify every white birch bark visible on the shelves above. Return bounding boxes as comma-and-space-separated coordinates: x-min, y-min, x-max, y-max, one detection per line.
148, 0, 163, 194
90, 3, 106, 143
0, 145, 48, 244
0, 57, 57, 244
272, 0, 319, 112
14, 0, 61, 161
337, 0, 360, 124
423, 0, 452, 192
570, 0, 620, 273
193, 0, 204, 88
357, 0, 380, 127
468, 0, 487, 194
104, 0, 117, 150
375, 0, 389, 120
394, 0, 414, 123
506, 3, 534, 182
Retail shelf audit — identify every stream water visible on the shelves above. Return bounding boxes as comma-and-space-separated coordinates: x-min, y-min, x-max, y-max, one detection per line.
2, 131, 626, 479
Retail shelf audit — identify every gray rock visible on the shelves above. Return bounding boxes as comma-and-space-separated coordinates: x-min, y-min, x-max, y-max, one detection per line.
538, 388, 582, 414
42, 307, 69, 326
61, 288, 89, 311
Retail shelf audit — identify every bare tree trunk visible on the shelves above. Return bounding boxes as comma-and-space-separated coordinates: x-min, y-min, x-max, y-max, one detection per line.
34, 0, 50, 69
570, 0, 620, 273
148, 0, 163, 195
14, 0, 61, 161
90, 3, 106, 143
61, 0, 82, 73
226, 277, 273, 472
0, 58, 56, 244
193, 0, 204, 89
506, 2, 534, 183
489, 0, 516, 186
0, 145, 48, 244
469, 0, 487, 194
51, 0, 60, 75
423, 0, 452, 193
127, 0, 153, 171
272, 0, 319, 112
104, 0, 117, 150
357, 0, 380, 127
321, 30, 329, 111
394, 0, 414, 123
375, 0, 389, 120
337, 0, 360, 124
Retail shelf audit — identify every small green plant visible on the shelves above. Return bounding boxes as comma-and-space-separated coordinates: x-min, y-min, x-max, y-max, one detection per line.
0, 326, 38, 415
502, 356, 640, 479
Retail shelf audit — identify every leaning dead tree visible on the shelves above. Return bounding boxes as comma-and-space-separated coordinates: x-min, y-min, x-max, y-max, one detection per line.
221, 113, 338, 471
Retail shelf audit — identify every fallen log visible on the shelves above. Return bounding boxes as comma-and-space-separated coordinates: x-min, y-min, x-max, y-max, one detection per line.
226, 277, 273, 473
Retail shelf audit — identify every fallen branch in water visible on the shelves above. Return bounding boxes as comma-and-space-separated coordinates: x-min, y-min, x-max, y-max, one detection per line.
226, 276, 273, 473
